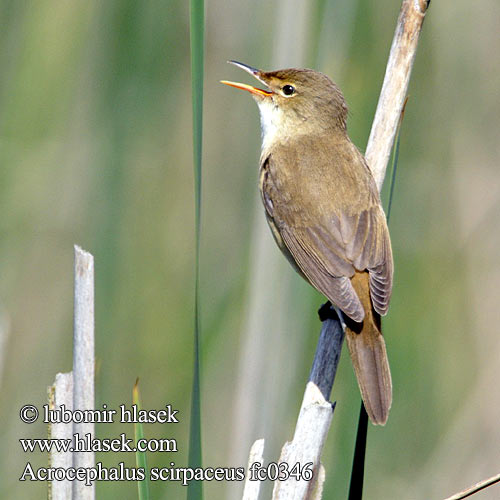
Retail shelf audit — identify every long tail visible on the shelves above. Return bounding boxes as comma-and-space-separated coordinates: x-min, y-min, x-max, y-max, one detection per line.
344, 271, 392, 425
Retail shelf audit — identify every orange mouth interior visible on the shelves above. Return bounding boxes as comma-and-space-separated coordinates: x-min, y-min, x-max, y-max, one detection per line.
220, 80, 272, 97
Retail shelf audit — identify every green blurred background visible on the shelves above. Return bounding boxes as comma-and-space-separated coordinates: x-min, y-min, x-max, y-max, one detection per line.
2, 0, 500, 498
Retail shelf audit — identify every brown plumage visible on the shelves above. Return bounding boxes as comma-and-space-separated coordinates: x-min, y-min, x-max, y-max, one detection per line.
222, 62, 394, 425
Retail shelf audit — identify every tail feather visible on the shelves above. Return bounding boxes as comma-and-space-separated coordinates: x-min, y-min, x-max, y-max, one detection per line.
344, 271, 392, 425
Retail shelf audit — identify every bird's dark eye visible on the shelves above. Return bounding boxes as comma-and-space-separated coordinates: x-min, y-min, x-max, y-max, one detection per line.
282, 84, 295, 96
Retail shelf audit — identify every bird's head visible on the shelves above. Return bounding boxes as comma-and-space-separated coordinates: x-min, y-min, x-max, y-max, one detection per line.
221, 61, 348, 150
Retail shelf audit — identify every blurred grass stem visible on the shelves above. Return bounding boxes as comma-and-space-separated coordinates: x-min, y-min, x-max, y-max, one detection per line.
228, 2, 314, 498
188, 0, 204, 499
133, 379, 150, 500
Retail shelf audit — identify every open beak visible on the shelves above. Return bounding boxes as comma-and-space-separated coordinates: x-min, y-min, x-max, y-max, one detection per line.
220, 60, 273, 97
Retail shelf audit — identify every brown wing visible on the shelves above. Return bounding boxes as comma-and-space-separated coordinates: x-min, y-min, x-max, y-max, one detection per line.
341, 206, 393, 316
279, 224, 365, 321
261, 143, 393, 321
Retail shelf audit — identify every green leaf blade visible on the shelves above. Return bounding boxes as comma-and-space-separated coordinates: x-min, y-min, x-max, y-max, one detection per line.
133, 379, 150, 500
188, 0, 204, 499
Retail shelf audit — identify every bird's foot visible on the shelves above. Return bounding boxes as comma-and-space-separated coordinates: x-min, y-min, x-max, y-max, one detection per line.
318, 301, 339, 322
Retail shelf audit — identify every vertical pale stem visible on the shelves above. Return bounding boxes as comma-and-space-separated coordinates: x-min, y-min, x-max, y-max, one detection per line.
242, 439, 265, 500
365, 0, 429, 190
72, 245, 95, 500
271, 309, 343, 499
49, 372, 74, 500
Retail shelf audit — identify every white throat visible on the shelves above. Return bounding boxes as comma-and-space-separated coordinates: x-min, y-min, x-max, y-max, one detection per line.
256, 99, 287, 157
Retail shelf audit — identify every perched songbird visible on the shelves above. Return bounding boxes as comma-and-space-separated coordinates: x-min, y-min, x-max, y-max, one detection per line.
221, 61, 394, 425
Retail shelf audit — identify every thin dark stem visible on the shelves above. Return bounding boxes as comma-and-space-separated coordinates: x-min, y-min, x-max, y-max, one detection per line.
386, 96, 407, 222
348, 403, 368, 500
386, 128, 401, 222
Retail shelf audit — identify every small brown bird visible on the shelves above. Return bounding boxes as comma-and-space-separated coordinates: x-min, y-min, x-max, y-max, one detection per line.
221, 61, 393, 425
